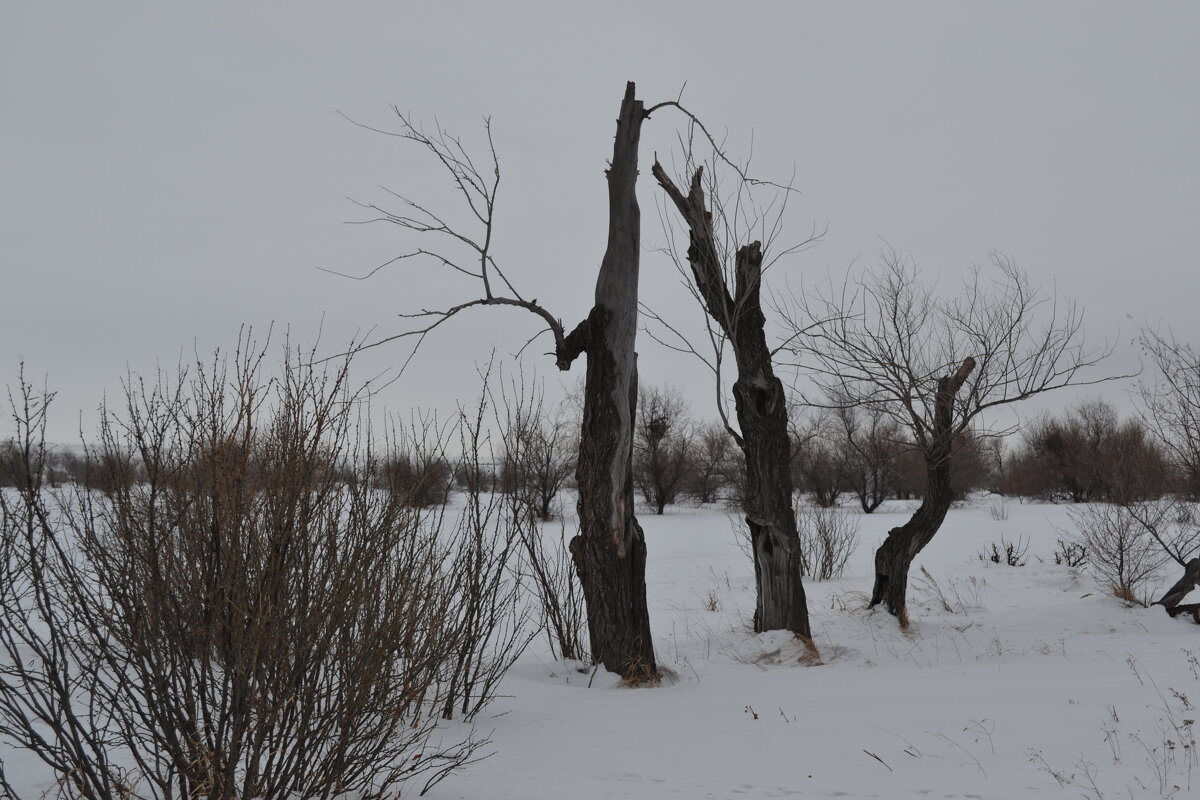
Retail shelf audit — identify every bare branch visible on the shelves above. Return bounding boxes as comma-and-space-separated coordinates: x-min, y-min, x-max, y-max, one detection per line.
784, 252, 1126, 452
331, 110, 573, 372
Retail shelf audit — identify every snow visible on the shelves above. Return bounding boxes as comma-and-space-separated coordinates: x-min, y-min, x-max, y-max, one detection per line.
436, 499, 1200, 799
4, 496, 1198, 798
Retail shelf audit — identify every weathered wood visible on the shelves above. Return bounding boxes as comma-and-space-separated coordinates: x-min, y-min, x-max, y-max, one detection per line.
869, 357, 976, 621
1155, 558, 1200, 620
652, 165, 811, 637
569, 83, 657, 679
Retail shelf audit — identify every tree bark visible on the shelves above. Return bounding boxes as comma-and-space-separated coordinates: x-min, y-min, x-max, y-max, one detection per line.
869, 358, 976, 622
1155, 558, 1200, 620
652, 166, 811, 637
568, 83, 657, 680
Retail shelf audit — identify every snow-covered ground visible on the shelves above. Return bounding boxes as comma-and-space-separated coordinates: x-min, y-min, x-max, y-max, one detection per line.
438, 498, 1200, 799
3, 495, 1197, 799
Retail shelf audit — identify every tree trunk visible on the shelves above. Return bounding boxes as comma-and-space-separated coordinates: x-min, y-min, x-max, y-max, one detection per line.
869, 358, 975, 622
651, 167, 810, 637
568, 83, 657, 680
1155, 558, 1200, 620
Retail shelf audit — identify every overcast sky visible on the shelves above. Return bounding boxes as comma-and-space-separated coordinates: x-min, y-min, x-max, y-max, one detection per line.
3, 1, 1198, 443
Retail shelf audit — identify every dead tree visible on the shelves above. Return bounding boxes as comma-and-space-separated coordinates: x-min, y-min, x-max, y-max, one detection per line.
789, 251, 1116, 623
652, 164, 813, 637
1138, 329, 1200, 619
340, 83, 655, 679
566, 84, 657, 678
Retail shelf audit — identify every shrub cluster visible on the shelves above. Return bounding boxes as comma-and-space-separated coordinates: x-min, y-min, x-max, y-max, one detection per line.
0, 349, 535, 800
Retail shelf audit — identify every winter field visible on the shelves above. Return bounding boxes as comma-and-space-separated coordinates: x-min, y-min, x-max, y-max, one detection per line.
3, 490, 1199, 800
436, 496, 1199, 800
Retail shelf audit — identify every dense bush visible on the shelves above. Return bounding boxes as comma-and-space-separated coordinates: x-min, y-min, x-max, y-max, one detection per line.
0, 347, 529, 800
1003, 399, 1170, 503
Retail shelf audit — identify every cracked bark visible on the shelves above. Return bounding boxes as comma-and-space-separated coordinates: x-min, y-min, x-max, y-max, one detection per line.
567, 83, 656, 679
652, 166, 810, 637
869, 357, 976, 621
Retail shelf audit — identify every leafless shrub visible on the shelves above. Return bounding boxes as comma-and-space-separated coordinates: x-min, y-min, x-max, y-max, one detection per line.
440, 377, 538, 721
988, 498, 1010, 521
979, 535, 1029, 566
889, 429, 991, 503
519, 517, 588, 663
704, 589, 720, 612
796, 503, 860, 581
483, 370, 588, 664
1067, 502, 1177, 604
1054, 538, 1088, 568
0, 345, 520, 800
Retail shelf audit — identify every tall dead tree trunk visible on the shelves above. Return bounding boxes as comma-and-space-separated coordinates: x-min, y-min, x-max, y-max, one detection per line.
869, 357, 976, 622
354, 83, 659, 679
564, 83, 657, 679
652, 166, 811, 637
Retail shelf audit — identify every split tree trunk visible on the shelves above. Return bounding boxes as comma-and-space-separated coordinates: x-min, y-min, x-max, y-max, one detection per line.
869, 357, 976, 622
563, 83, 657, 680
652, 166, 811, 637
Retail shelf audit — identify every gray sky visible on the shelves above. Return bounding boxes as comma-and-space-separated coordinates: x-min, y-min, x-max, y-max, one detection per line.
3, 1, 1198, 443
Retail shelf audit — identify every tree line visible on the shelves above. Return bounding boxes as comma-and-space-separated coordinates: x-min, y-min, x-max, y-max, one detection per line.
18, 383, 1169, 519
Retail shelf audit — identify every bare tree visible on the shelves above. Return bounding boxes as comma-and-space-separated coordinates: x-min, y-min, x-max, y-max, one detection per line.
687, 421, 738, 504
1137, 330, 1200, 616
833, 403, 903, 513
339, 83, 657, 679
634, 384, 696, 515
788, 251, 1114, 623
788, 410, 846, 509
652, 154, 819, 638
1140, 330, 1200, 498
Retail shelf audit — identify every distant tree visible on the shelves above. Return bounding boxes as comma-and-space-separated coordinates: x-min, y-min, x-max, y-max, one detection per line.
498, 387, 577, 521
890, 430, 989, 502
686, 421, 737, 504
377, 421, 453, 508
0, 438, 31, 488
789, 411, 845, 508
1004, 400, 1168, 503
633, 384, 696, 515
833, 404, 903, 513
